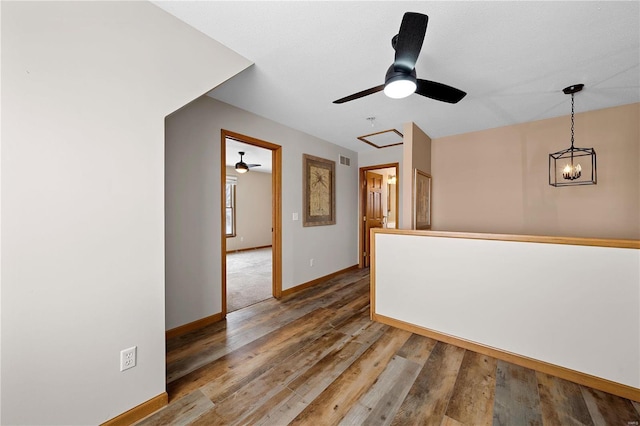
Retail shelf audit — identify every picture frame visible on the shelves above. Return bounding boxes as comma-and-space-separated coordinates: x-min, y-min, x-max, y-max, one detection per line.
303, 154, 336, 227
413, 169, 432, 230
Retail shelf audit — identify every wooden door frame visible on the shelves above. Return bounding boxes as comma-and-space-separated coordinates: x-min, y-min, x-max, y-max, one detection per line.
221, 130, 282, 318
359, 163, 399, 268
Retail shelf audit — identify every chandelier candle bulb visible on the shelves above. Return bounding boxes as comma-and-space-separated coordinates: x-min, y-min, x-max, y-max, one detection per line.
562, 163, 582, 180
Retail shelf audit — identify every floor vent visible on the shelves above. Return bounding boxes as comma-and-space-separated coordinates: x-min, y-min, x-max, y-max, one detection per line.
339, 155, 351, 166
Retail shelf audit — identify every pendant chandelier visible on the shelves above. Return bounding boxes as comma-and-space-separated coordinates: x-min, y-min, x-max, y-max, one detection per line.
549, 84, 596, 187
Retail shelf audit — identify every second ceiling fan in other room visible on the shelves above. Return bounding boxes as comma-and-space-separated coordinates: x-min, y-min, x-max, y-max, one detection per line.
333, 12, 466, 104
235, 151, 261, 174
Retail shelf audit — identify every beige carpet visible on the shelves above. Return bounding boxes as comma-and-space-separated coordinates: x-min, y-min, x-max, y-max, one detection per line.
227, 247, 272, 312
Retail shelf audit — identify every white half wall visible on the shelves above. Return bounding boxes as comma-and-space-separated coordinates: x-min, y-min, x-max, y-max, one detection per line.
1, 2, 251, 424
165, 96, 359, 330
374, 231, 640, 389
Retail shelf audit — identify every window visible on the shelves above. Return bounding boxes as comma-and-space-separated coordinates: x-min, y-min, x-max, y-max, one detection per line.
226, 176, 237, 237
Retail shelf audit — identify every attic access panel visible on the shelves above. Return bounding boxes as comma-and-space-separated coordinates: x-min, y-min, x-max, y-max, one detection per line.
358, 129, 403, 149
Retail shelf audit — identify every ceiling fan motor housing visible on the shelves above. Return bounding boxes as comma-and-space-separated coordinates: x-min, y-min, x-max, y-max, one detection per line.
385, 65, 417, 84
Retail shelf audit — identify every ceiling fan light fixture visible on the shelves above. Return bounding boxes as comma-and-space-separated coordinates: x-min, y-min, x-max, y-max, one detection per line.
235, 162, 249, 173
384, 78, 417, 99
384, 66, 417, 99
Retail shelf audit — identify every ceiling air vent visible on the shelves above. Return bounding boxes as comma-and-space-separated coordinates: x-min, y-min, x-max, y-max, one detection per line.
339, 155, 351, 166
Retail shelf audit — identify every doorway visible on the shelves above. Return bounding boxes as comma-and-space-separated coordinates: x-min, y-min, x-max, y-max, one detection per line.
360, 163, 399, 267
221, 130, 282, 317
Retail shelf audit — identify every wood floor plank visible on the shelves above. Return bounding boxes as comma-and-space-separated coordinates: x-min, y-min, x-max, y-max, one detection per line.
335, 304, 376, 337
167, 292, 351, 380
167, 307, 303, 380
167, 323, 271, 382
208, 309, 375, 423
165, 319, 229, 358
445, 350, 497, 426
227, 386, 297, 426
338, 355, 421, 426
185, 407, 228, 426
150, 268, 640, 426
199, 302, 375, 404
536, 372, 594, 426
327, 287, 370, 327
276, 270, 369, 311
166, 271, 368, 376
492, 361, 543, 426
169, 307, 336, 401
166, 299, 284, 364
134, 390, 214, 426
289, 326, 412, 425
208, 329, 347, 423
285, 320, 388, 392
340, 334, 439, 426
395, 333, 438, 366
243, 321, 390, 426
390, 341, 466, 426
580, 386, 640, 425
342, 334, 439, 426
441, 415, 465, 426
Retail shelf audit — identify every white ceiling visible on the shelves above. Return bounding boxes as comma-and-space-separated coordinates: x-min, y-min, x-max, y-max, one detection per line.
225, 138, 272, 173
154, 1, 640, 154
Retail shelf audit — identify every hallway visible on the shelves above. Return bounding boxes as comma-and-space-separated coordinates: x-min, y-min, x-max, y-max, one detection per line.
143, 268, 640, 425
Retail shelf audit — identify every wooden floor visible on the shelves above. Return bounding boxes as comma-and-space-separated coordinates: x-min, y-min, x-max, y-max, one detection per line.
138, 269, 640, 425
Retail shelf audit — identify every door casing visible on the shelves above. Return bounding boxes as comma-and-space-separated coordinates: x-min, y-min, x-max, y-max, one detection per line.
359, 163, 399, 268
221, 130, 282, 318
364, 171, 384, 268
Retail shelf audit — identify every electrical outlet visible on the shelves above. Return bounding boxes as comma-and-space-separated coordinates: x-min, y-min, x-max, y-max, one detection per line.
120, 346, 137, 371
310, 258, 314, 267
293, 212, 299, 221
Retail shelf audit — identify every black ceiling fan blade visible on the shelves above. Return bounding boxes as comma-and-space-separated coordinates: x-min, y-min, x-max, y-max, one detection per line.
416, 79, 466, 103
393, 12, 428, 72
247, 163, 261, 168
333, 85, 385, 104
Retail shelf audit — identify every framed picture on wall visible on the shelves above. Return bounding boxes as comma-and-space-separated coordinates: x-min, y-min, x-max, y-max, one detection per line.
413, 169, 432, 230
303, 154, 336, 227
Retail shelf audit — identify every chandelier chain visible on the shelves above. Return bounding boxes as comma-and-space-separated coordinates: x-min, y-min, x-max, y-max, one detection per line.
570, 93, 575, 149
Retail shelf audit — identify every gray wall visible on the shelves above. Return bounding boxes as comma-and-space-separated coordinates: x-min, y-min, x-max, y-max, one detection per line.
0, 2, 251, 423
165, 96, 359, 330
